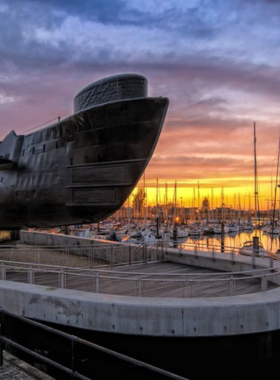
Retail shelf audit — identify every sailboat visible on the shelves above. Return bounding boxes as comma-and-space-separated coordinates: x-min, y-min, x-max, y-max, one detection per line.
240, 122, 267, 256
269, 136, 280, 237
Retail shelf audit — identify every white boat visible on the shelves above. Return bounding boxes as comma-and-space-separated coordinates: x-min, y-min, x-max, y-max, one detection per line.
124, 231, 157, 244
228, 223, 239, 233
213, 224, 229, 234
239, 241, 267, 256
262, 223, 271, 233
243, 223, 254, 231
188, 227, 203, 236
203, 224, 215, 235
266, 225, 280, 235
169, 225, 189, 239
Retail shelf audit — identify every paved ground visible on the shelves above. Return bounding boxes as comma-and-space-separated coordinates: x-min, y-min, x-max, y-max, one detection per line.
0, 243, 106, 267
0, 351, 54, 379
0, 243, 278, 298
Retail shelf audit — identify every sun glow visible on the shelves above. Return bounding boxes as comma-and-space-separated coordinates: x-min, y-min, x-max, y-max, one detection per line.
130, 175, 277, 211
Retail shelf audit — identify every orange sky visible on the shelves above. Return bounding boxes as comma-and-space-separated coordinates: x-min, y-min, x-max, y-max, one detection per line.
132, 181, 275, 211
134, 121, 280, 210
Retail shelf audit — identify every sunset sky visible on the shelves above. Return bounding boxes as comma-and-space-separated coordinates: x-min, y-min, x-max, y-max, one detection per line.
1, 0, 280, 209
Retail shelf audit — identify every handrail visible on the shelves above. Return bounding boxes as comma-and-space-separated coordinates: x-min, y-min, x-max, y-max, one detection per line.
7, 238, 274, 257
1, 259, 279, 278
0, 259, 279, 298
0, 308, 188, 379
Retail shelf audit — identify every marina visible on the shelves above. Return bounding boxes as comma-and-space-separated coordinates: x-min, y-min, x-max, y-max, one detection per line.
68, 218, 280, 255
182, 228, 280, 253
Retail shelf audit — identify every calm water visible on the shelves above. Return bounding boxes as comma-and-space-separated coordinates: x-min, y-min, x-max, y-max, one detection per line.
178, 230, 280, 254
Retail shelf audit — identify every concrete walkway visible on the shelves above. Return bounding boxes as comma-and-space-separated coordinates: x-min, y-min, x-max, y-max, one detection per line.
0, 351, 53, 380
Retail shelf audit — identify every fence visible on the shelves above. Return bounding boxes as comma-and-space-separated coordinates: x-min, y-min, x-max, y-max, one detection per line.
0, 307, 187, 379
0, 257, 279, 298
0, 242, 164, 268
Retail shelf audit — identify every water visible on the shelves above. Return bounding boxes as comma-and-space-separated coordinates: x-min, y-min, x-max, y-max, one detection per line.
177, 229, 280, 254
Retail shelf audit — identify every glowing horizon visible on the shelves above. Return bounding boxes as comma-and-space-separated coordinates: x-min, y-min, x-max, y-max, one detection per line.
129, 175, 280, 211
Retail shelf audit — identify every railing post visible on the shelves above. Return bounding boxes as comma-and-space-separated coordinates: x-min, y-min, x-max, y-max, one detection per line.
261, 276, 268, 292
95, 272, 100, 293
129, 245, 132, 265
231, 250, 235, 265
183, 280, 190, 297
37, 247, 40, 265
138, 278, 143, 296
252, 250, 256, 268
228, 277, 234, 296
189, 281, 193, 297
270, 255, 274, 270
1, 264, 6, 281
183, 279, 192, 298
161, 240, 164, 260
212, 247, 215, 262
28, 267, 34, 284
110, 245, 114, 268
60, 270, 65, 289
194, 245, 198, 259
0, 306, 3, 366
71, 336, 77, 377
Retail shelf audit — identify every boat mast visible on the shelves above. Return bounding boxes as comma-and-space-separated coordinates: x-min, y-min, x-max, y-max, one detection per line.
144, 171, 146, 226
193, 188, 196, 220
221, 187, 224, 222
272, 136, 280, 235
211, 188, 214, 220
197, 181, 200, 222
174, 181, 177, 221
165, 182, 168, 225
254, 122, 258, 227
156, 177, 159, 218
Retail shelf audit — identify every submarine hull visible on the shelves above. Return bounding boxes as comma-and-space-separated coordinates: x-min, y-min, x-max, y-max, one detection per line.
0, 96, 168, 228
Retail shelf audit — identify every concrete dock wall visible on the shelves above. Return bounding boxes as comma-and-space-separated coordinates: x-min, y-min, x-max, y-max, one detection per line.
165, 247, 277, 273
1, 280, 280, 338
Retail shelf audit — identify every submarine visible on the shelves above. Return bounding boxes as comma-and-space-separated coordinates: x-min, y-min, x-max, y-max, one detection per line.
0, 73, 169, 231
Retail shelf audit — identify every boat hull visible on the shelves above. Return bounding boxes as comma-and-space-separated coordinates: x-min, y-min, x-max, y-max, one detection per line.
0, 96, 168, 228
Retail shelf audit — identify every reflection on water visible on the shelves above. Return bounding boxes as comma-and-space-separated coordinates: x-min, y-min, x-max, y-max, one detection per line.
178, 230, 280, 253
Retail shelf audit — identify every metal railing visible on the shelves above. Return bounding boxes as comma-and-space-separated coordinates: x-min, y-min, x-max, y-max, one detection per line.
1, 258, 279, 298
0, 240, 277, 268
0, 307, 188, 379
1, 240, 280, 298
0, 242, 164, 268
